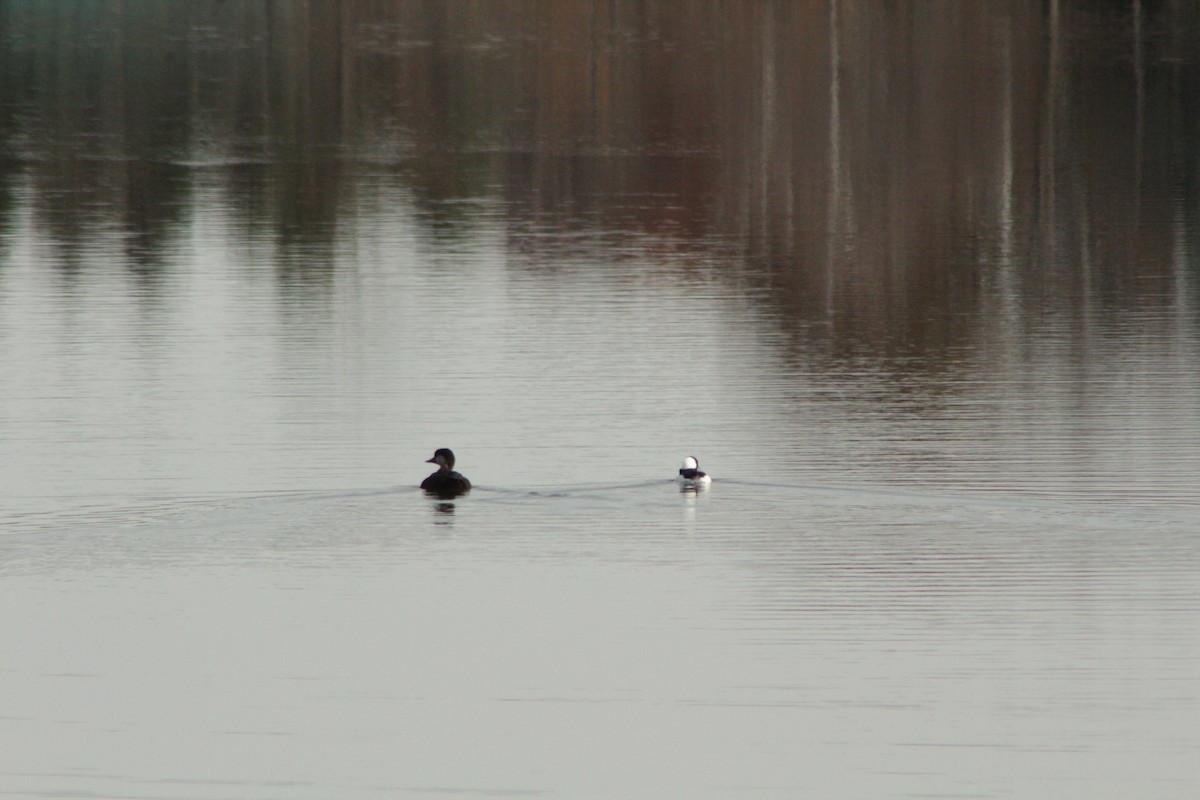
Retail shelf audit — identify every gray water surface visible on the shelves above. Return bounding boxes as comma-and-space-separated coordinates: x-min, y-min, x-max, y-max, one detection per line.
2, 3, 1199, 798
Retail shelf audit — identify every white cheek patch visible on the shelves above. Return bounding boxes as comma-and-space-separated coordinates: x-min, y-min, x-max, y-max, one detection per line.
681, 456, 699, 470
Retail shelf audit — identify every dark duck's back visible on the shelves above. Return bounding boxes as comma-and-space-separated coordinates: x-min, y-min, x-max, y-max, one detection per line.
420, 448, 471, 498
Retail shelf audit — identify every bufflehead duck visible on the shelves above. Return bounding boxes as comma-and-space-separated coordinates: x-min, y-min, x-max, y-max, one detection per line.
676, 456, 712, 486
420, 448, 471, 498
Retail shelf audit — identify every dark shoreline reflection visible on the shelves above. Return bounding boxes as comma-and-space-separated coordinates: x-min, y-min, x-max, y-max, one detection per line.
1, 1, 1198, 373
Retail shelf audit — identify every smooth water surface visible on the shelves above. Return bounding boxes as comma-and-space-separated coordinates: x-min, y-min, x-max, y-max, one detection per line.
2, 3, 1199, 798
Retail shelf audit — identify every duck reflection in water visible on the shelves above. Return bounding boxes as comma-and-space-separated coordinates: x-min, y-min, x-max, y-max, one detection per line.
421, 448, 472, 498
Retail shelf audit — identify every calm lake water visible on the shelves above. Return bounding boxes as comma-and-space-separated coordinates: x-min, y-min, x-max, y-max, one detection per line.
2, 3, 1199, 798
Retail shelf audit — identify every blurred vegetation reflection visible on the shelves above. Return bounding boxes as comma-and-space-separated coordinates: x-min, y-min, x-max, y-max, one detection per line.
2, 1, 1198, 349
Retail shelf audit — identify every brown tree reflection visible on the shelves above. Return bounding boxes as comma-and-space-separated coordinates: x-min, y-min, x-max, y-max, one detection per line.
1, 1, 1196, 350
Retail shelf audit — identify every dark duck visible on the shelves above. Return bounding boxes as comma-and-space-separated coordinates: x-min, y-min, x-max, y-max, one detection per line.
420, 448, 472, 498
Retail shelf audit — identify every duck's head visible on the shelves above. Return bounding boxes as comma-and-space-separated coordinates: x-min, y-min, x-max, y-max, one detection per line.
681, 456, 700, 470
426, 448, 456, 470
